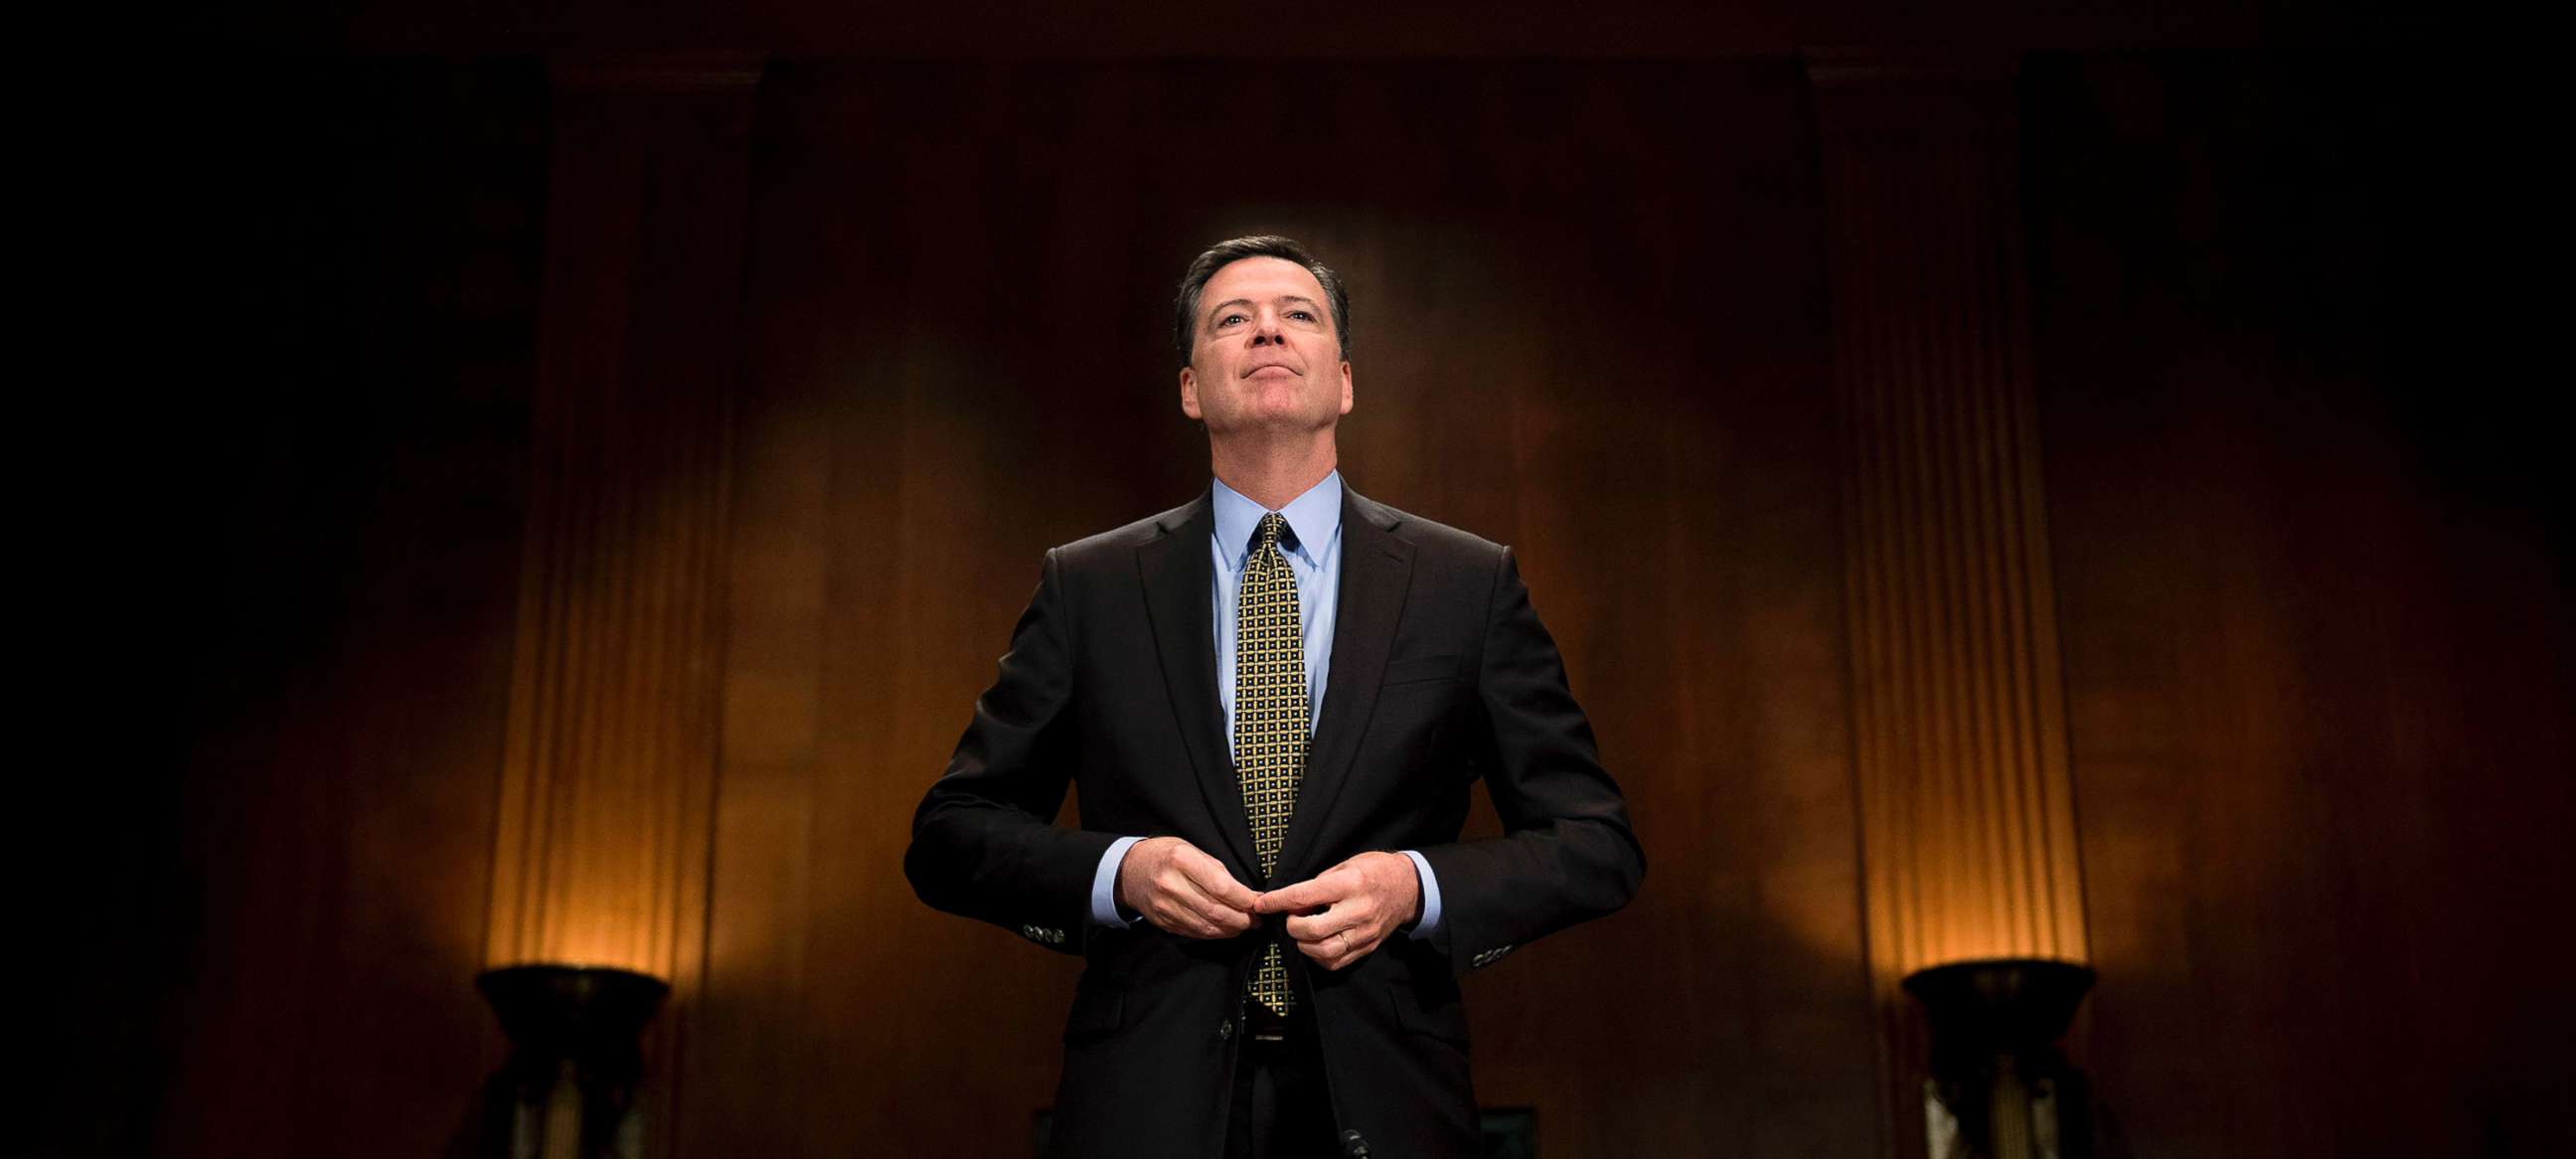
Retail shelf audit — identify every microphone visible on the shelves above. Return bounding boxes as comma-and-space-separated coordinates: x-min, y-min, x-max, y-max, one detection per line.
1341, 1128, 1371, 1157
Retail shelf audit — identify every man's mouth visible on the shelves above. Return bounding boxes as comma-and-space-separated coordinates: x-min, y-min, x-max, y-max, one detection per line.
1243, 364, 1300, 379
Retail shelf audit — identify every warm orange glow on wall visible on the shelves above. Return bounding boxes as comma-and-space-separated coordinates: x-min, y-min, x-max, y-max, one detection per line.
481, 60, 756, 984
480, 471, 727, 978
1815, 49, 2090, 1020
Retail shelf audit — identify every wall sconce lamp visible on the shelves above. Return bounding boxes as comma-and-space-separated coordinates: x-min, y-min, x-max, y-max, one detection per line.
467, 964, 671, 1159
1902, 957, 2095, 1159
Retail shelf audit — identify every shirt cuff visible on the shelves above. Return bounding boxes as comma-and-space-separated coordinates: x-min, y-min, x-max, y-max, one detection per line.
1090, 836, 1145, 927
1399, 849, 1444, 939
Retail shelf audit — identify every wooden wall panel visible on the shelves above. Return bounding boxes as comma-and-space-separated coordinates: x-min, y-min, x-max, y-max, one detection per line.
141, 61, 549, 1159
475, 62, 760, 1155
1812, 55, 2091, 1154
114, 47, 2570, 1159
685, 60, 1879, 1159
483, 61, 757, 988
2025, 57, 2573, 1158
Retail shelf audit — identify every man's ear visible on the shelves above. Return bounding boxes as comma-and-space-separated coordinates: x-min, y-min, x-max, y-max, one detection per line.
1180, 366, 1203, 419
1338, 362, 1354, 416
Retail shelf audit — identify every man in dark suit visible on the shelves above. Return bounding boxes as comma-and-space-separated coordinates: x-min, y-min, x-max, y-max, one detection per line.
905, 236, 1644, 1158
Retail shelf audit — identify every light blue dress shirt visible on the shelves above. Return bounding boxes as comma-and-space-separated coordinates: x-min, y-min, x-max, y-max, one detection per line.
1088, 471, 1445, 939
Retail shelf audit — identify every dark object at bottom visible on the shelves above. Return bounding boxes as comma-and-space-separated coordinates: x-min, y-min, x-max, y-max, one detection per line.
462, 964, 670, 1159
1032, 1075, 1536, 1156
1478, 1108, 1536, 1158
1903, 957, 2096, 1159
1224, 1003, 1338, 1159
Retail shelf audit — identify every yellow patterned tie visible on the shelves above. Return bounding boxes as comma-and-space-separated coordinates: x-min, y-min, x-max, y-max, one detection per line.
1236, 512, 1309, 1016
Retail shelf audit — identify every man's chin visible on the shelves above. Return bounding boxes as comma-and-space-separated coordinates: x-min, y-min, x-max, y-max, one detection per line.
1211, 411, 1335, 438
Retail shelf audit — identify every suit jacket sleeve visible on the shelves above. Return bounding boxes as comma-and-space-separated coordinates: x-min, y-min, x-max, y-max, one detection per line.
1416, 546, 1647, 978
904, 546, 1119, 955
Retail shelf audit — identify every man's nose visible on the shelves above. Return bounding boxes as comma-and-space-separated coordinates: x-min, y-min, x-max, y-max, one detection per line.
1250, 309, 1285, 344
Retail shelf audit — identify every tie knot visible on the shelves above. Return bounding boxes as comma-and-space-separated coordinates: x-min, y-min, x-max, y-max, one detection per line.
1255, 512, 1293, 555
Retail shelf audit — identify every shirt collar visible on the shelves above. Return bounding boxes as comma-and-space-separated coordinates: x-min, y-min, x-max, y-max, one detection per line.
1211, 469, 1344, 569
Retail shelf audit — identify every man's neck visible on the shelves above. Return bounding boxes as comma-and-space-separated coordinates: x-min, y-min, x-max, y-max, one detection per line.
1209, 432, 1339, 512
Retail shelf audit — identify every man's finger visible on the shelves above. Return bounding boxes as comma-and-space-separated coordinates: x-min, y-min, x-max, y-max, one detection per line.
1164, 889, 1239, 938
1178, 849, 1261, 912
1254, 876, 1345, 914
1189, 896, 1253, 935
1165, 872, 1254, 935
1286, 906, 1366, 943
1296, 926, 1376, 970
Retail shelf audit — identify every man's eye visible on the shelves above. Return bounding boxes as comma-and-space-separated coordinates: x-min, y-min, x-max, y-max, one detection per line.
1217, 313, 1246, 326
1289, 310, 1314, 321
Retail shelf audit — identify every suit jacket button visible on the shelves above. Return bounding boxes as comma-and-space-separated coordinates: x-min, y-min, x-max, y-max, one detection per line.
1218, 1019, 1235, 1041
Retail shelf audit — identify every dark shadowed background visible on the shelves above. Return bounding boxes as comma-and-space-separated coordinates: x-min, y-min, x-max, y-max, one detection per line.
57, 2, 2567, 1157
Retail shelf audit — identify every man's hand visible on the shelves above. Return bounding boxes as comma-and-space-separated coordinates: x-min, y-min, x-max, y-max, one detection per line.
1252, 852, 1421, 973
1116, 837, 1260, 939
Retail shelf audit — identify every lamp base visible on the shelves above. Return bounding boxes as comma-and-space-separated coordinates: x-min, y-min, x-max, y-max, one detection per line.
1904, 958, 2095, 1159
467, 965, 669, 1159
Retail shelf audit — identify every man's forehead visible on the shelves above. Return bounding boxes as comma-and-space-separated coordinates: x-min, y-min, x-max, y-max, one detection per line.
1205, 256, 1325, 302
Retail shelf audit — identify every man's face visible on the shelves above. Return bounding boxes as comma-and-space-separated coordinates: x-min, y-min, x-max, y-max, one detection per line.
1180, 256, 1355, 435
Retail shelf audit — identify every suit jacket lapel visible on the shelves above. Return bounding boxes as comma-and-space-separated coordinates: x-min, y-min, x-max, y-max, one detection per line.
1278, 487, 1414, 883
1136, 492, 1261, 881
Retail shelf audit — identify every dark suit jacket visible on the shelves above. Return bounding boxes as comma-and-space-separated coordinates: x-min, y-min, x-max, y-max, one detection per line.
905, 484, 1645, 1158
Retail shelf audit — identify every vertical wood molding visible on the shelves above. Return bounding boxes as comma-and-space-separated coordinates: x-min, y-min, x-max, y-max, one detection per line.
1809, 50, 2089, 1153
484, 57, 762, 988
